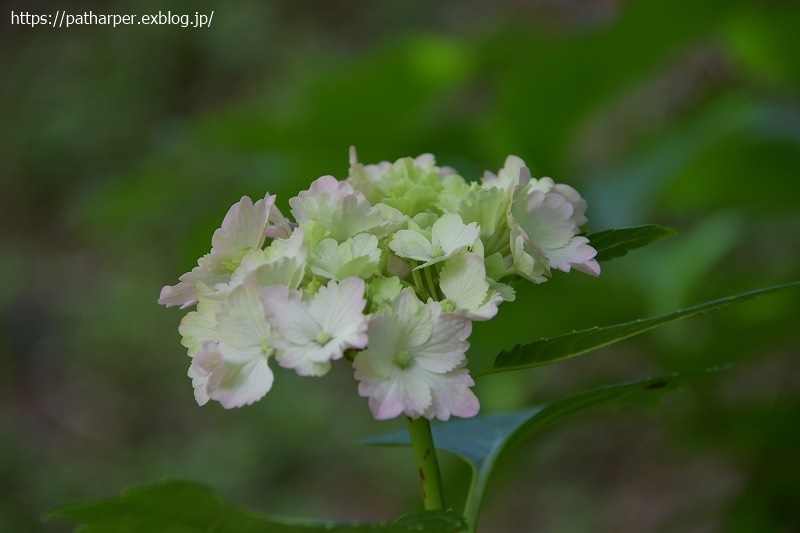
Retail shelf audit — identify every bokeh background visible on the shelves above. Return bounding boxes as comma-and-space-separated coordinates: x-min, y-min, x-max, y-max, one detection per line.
2, 0, 799, 531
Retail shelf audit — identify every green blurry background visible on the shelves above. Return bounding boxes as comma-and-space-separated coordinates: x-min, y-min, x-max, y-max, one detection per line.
2, 0, 799, 531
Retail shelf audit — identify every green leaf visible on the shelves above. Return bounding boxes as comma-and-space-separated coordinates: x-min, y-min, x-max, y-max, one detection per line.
364, 370, 721, 531
45, 480, 467, 533
475, 281, 799, 377
587, 225, 677, 262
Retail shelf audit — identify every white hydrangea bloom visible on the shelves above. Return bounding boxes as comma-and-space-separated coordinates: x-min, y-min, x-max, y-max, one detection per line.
162, 149, 603, 416
230, 227, 307, 292
289, 176, 400, 242
310, 234, 381, 281
507, 226, 549, 283
439, 252, 503, 320
452, 185, 510, 255
353, 290, 479, 421
348, 147, 452, 206
178, 290, 222, 357
261, 277, 368, 377
510, 177, 600, 276
157, 256, 230, 309
159, 194, 289, 308
482, 154, 527, 192
365, 276, 404, 313
347, 146, 393, 204
189, 282, 275, 409
389, 213, 480, 269
524, 177, 588, 227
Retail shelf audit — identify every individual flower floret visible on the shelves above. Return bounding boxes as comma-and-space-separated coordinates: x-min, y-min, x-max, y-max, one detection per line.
451, 185, 511, 257
507, 226, 549, 283
389, 213, 480, 269
261, 277, 368, 377
348, 148, 454, 215
346, 146, 392, 204
289, 176, 400, 242
524, 176, 588, 227
232, 227, 307, 292
178, 289, 222, 357
158, 194, 290, 308
510, 169, 600, 276
189, 282, 275, 409
310, 234, 381, 281
439, 252, 503, 320
365, 276, 404, 314
482, 154, 527, 192
353, 290, 479, 421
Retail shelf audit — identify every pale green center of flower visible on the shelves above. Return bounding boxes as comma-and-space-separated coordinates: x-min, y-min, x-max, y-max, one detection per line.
315, 331, 332, 346
259, 339, 271, 355
429, 246, 444, 258
222, 247, 253, 273
393, 350, 413, 369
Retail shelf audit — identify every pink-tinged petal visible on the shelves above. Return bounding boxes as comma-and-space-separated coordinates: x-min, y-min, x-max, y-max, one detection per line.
573, 256, 601, 277
516, 191, 577, 250
553, 183, 588, 227
194, 342, 273, 409
260, 286, 318, 346
421, 369, 480, 421
212, 194, 273, 259
413, 311, 471, 373
265, 204, 293, 239
312, 278, 368, 349
544, 236, 600, 276
159, 282, 199, 309
179, 297, 221, 356
289, 176, 355, 222
160, 194, 285, 309
356, 362, 432, 420
158, 258, 228, 308
207, 358, 274, 409
263, 280, 367, 375
353, 294, 477, 421
215, 284, 271, 353
188, 342, 221, 406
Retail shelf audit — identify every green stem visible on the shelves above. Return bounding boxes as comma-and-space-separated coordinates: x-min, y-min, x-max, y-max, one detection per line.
406, 416, 444, 510
410, 263, 430, 300
423, 266, 439, 301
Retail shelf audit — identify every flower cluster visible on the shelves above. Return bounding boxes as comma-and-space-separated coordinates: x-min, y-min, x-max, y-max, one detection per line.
159, 149, 599, 421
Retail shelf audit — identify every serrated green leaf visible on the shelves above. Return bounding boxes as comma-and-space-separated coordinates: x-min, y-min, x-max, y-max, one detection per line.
587, 225, 677, 262
363, 369, 723, 531
44, 480, 467, 533
475, 281, 799, 377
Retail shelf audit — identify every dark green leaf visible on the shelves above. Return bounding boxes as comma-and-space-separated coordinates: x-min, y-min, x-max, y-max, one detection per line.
588, 225, 677, 262
364, 370, 722, 531
44, 480, 467, 533
476, 281, 799, 377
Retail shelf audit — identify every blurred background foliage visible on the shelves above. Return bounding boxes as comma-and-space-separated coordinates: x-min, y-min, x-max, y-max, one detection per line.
1, 0, 798, 530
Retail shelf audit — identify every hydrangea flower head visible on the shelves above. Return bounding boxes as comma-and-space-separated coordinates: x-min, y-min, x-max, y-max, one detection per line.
160, 149, 600, 421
